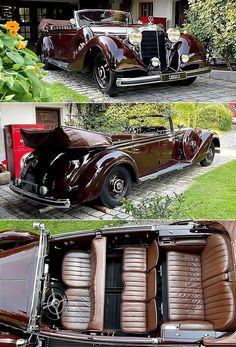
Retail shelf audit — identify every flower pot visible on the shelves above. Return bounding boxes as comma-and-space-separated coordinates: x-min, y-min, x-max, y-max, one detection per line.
0, 171, 11, 185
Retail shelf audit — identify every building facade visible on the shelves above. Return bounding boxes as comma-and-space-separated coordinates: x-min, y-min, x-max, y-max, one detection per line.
1, 0, 188, 43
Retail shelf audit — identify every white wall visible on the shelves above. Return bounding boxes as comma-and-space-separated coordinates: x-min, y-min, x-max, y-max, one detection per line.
0, 103, 67, 162
131, 0, 175, 28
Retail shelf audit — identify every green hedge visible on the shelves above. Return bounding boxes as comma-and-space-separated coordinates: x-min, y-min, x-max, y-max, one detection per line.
74, 102, 232, 134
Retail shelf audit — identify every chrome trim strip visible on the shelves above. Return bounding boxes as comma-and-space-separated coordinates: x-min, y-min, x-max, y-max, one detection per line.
10, 183, 71, 208
139, 162, 190, 182
116, 66, 211, 87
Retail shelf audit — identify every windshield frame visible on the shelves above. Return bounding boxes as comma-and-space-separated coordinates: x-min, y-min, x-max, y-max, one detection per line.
27, 227, 49, 333
74, 9, 132, 27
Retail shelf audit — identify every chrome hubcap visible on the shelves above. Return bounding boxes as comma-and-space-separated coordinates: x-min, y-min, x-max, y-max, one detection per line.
110, 176, 125, 194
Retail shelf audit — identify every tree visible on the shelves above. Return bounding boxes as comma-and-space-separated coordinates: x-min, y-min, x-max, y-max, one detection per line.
185, 0, 236, 70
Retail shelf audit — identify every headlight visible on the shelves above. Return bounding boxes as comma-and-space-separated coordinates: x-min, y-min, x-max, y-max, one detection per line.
128, 29, 142, 45
181, 54, 189, 63
167, 28, 180, 43
39, 186, 48, 196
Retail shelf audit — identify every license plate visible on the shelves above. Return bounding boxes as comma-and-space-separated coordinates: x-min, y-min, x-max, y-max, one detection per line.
22, 180, 38, 193
162, 72, 187, 82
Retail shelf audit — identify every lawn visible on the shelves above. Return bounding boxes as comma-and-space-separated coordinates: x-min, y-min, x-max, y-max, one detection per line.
39, 82, 89, 103
177, 160, 236, 219
0, 220, 126, 235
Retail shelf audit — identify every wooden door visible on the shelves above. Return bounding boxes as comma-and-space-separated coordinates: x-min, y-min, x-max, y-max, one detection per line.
36, 108, 60, 129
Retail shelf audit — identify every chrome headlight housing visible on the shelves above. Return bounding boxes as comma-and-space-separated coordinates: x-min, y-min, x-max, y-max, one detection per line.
167, 28, 181, 43
128, 29, 142, 46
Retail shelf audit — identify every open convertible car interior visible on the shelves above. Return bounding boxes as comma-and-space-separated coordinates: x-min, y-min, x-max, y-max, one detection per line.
1, 221, 234, 346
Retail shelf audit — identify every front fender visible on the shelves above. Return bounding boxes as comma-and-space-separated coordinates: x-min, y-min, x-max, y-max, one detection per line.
178, 33, 207, 62
68, 35, 147, 73
71, 150, 139, 204
192, 130, 217, 163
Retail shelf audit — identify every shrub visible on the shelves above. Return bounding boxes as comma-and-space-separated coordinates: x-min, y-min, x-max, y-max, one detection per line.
121, 194, 194, 219
0, 21, 45, 101
195, 104, 232, 131
185, 0, 236, 69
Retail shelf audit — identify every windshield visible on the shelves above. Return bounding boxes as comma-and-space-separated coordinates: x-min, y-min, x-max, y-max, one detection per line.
76, 9, 131, 26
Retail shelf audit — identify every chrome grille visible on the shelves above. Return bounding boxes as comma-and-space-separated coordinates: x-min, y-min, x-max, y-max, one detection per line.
141, 30, 167, 70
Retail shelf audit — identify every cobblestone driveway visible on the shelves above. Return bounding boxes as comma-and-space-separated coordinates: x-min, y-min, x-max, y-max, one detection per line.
0, 128, 235, 220
44, 71, 236, 102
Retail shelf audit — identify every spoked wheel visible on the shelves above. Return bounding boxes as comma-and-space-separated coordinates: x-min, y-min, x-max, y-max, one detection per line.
93, 52, 118, 96
43, 287, 68, 321
200, 142, 215, 166
39, 47, 53, 70
100, 166, 132, 208
128, 124, 142, 134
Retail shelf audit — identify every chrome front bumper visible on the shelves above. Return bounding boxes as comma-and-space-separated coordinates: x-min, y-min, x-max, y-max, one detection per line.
116, 66, 211, 87
10, 183, 71, 208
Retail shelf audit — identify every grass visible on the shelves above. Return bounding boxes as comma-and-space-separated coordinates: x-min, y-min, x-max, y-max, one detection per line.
176, 160, 236, 219
39, 82, 90, 103
0, 220, 126, 235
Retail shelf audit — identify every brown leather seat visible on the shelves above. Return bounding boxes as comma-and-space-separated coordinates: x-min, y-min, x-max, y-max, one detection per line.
62, 288, 90, 330
166, 234, 236, 332
62, 251, 91, 288
121, 240, 158, 333
123, 240, 159, 272
121, 299, 157, 333
61, 236, 106, 332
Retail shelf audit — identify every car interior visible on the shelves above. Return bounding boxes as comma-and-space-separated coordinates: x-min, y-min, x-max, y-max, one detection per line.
44, 226, 236, 343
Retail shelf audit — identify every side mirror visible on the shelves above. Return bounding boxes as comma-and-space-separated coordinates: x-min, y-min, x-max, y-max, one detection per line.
70, 18, 76, 25
177, 123, 185, 129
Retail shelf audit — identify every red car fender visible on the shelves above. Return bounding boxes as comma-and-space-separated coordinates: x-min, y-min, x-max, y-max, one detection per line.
178, 33, 206, 61
190, 130, 219, 163
68, 35, 147, 73
72, 150, 139, 204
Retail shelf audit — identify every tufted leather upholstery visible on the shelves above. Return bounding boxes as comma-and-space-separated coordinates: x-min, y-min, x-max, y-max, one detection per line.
121, 240, 158, 333
62, 251, 91, 288
61, 237, 106, 332
122, 272, 147, 301
62, 288, 90, 330
88, 236, 106, 331
166, 233, 236, 332
167, 252, 204, 321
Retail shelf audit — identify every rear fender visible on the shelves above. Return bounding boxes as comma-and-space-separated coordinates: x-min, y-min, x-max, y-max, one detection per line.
0, 230, 39, 247
72, 150, 139, 204
68, 35, 147, 73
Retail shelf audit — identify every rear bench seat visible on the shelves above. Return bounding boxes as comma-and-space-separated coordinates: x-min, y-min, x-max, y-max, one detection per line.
121, 240, 159, 333
163, 233, 236, 334
61, 236, 106, 332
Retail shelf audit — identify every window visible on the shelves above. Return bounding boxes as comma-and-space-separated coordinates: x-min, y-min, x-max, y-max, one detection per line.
0, 5, 13, 21
139, 2, 153, 17
19, 7, 30, 23
20, 25, 31, 39
37, 8, 47, 22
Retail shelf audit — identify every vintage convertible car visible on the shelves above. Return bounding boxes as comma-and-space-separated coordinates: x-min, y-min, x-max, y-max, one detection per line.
37, 9, 210, 96
10, 115, 220, 208
0, 220, 236, 347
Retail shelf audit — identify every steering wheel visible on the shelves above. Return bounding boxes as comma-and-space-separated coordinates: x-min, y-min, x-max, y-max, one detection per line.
43, 287, 68, 320
128, 124, 142, 134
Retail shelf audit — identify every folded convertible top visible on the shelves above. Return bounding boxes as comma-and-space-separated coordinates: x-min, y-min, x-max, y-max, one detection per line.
21, 126, 112, 150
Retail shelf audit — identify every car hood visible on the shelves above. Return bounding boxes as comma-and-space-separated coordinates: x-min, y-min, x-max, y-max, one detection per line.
0, 242, 39, 329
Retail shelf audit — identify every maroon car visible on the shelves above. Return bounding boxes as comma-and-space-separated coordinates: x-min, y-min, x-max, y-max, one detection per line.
0, 220, 236, 347
10, 115, 220, 209
37, 9, 210, 96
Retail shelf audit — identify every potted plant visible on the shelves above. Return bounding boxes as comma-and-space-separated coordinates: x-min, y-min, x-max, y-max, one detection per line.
0, 160, 11, 185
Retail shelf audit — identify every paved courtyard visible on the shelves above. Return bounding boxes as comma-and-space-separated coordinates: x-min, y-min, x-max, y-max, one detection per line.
44, 71, 236, 102
0, 128, 235, 220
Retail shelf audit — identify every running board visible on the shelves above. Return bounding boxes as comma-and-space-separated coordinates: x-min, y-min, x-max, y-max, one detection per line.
139, 162, 190, 182
48, 58, 69, 70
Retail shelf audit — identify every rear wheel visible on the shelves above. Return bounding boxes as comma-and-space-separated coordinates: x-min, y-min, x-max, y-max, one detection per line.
200, 142, 215, 166
39, 47, 54, 70
93, 52, 118, 96
100, 166, 132, 208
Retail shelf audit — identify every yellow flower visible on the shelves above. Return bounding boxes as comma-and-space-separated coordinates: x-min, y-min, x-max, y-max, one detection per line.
31, 66, 40, 72
16, 41, 27, 49
9, 29, 18, 37
5, 21, 20, 32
